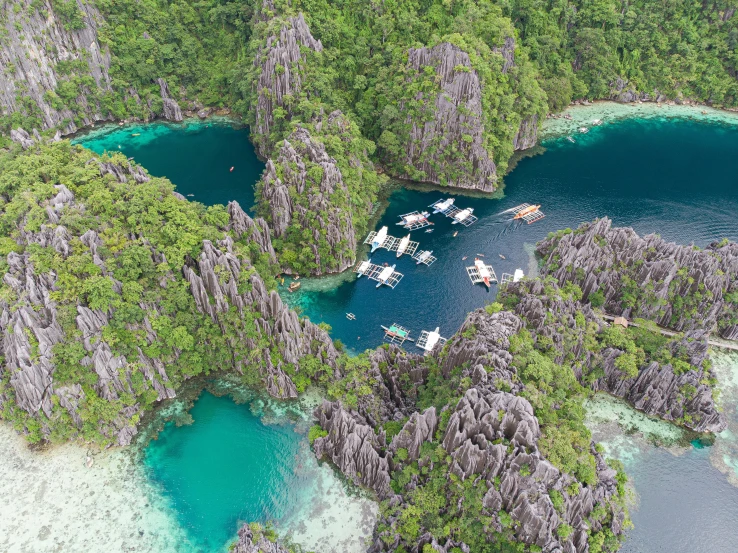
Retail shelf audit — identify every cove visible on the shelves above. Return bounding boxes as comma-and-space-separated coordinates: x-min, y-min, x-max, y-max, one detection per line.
142, 387, 376, 553
72, 119, 264, 211
290, 116, 738, 354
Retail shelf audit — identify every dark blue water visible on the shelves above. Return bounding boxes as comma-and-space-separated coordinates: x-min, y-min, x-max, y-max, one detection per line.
143, 391, 305, 551
294, 118, 738, 353
73, 119, 264, 211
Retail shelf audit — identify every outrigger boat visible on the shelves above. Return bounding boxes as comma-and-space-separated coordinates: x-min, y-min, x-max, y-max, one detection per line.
370, 226, 388, 252
346, 313, 356, 320
510, 203, 545, 224
467, 259, 498, 288
413, 250, 436, 266
452, 208, 474, 224
431, 198, 454, 214
381, 323, 414, 345
501, 269, 525, 285
396, 234, 411, 258
397, 211, 431, 230
416, 327, 447, 354
376, 264, 397, 288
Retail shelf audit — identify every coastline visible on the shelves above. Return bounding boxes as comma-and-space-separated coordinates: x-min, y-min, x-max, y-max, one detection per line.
540, 101, 738, 139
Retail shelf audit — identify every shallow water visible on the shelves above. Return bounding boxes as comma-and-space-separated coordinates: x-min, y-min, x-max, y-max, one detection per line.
73, 119, 264, 211
292, 115, 738, 353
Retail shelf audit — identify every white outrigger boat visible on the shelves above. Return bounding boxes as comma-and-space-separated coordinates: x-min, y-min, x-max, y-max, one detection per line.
467, 258, 498, 288
397, 211, 431, 230
452, 208, 474, 224
370, 226, 388, 252
396, 234, 411, 258
376, 264, 397, 288
501, 268, 525, 285
413, 250, 436, 266
430, 198, 454, 214
416, 327, 448, 354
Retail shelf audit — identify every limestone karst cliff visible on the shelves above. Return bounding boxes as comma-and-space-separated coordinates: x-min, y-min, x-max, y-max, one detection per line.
537, 218, 738, 340
0, 0, 112, 134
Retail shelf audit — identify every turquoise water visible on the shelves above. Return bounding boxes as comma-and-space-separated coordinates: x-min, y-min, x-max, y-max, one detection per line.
73, 119, 264, 210
143, 391, 305, 551
293, 117, 738, 353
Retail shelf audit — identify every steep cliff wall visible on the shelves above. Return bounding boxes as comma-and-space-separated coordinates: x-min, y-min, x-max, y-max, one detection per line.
0, 1, 111, 134
537, 218, 738, 339
389, 42, 498, 192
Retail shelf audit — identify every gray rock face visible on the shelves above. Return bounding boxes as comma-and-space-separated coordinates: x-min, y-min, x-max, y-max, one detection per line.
157, 78, 183, 122
507, 279, 727, 433
440, 387, 623, 553
231, 524, 291, 553
395, 43, 497, 192
537, 218, 738, 340
441, 309, 522, 391
0, 0, 112, 134
226, 201, 277, 264
260, 123, 357, 274
313, 400, 393, 499
252, 11, 323, 158
182, 237, 338, 398
0, 177, 178, 445
513, 114, 539, 151
389, 407, 437, 461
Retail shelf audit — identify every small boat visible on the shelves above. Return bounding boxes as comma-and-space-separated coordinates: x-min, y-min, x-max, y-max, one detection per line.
579, 127, 589, 134
187, 193, 195, 197
397, 211, 430, 227
346, 313, 356, 320
453, 231, 458, 237
476, 253, 485, 257
452, 208, 474, 224
513, 204, 542, 220
230, 166, 234, 172
475, 258, 492, 288
431, 198, 454, 214
567, 136, 576, 143
288, 281, 301, 293
462, 256, 468, 260
416, 251, 433, 265
592, 119, 602, 126
499, 254, 506, 259
376, 264, 396, 288
425, 229, 434, 233
371, 226, 388, 252
396, 234, 411, 258
131, 133, 140, 137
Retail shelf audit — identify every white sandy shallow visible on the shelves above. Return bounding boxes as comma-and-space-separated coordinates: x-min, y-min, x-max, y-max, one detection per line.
540, 101, 738, 139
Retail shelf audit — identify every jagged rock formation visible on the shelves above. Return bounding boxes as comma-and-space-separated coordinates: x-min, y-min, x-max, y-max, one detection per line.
251, 11, 323, 158
313, 400, 393, 498
157, 78, 183, 122
441, 309, 522, 390
438, 387, 624, 552
182, 232, 339, 398
388, 407, 437, 461
0, 183, 177, 445
513, 114, 539, 151
538, 218, 738, 339
259, 123, 357, 274
506, 279, 727, 433
0, 1, 112, 134
231, 524, 291, 553
226, 201, 277, 263
393, 42, 498, 192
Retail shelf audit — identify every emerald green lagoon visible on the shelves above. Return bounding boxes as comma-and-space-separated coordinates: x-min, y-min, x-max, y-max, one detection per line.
73, 119, 264, 211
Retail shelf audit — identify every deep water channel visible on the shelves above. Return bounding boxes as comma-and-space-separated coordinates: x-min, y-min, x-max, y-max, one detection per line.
73, 112, 738, 552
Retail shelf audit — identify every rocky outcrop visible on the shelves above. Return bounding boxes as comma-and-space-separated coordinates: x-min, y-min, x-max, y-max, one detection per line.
157, 78, 183, 122
0, 1, 112, 134
182, 237, 338, 397
226, 201, 277, 264
313, 400, 393, 498
513, 114, 539, 151
393, 42, 497, 192
231, 524, 291, 553
252, 11, 323, 158
388, 407, 437, 461
506, 279, 728, 433
439, 387, 624, 552
260, 124, 356, 274
441, 309, 522, 391
537, 218, 738, 339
